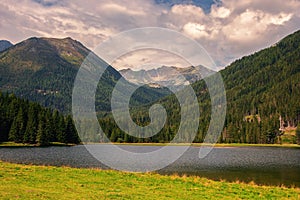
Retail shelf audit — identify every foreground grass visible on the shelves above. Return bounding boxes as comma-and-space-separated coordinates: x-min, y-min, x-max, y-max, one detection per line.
0, 162, 299, 199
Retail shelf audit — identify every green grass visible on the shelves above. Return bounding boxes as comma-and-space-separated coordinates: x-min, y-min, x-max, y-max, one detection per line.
112, 143, 300, 149
0, 142, 36, 147
1, 141, 299, 149
0, 161, 299, 199
0, 142, 75, 147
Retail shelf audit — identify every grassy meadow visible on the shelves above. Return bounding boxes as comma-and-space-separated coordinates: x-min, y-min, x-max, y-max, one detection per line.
0, 161, 299, 199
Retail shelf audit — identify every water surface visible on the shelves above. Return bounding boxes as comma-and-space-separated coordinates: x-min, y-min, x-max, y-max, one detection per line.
0, 145, 299, 187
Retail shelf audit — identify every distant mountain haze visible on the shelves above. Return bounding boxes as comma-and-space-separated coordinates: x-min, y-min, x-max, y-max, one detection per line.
119, 65, 213, 91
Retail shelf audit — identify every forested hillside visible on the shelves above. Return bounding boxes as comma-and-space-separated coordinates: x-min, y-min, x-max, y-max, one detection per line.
0, 37, 170, 113
99, 30, 300, 144
217, 30, 300, 143
0, 92, 80, 146
1, 31, 299, 145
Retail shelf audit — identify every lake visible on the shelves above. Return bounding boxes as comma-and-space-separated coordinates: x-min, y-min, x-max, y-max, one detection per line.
0, 145, 299, 187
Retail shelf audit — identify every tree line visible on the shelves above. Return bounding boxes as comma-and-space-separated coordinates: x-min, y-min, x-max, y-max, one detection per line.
95, 30, 300, 144
1, 30, 299, 145
0, 92, 80, 146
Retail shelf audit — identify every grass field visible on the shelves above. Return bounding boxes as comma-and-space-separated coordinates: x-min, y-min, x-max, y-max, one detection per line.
0, 161, 299, 199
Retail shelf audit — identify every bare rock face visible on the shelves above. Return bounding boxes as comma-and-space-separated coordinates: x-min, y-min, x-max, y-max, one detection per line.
119, 65, 210, 91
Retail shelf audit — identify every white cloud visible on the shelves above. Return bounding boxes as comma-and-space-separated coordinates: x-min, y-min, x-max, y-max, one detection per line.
112, 49, 190, 70
171, 4, 205, 18
183, 22, 209, 39
101, 3, 145, 16
210, 6, 231, 18
222, 9, 293, 42
0, 0, 299, 69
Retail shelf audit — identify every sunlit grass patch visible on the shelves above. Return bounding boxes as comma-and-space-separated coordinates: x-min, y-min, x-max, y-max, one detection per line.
0, 161, 299, 199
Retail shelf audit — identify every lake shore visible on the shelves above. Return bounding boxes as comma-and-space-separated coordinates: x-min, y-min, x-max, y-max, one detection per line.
0, 142, 75, 147
1, 141, 299, 148
114, 143, 300, 148
0, 161, 299, 199
1, 144, 299, 187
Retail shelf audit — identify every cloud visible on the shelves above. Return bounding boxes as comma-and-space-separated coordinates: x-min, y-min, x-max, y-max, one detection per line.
222, 9, 293, 42
112, 49, 190, 70
183, 22, 209, 39
101, 3, 146, 16
210, 6, 231, 18
0, 0, 299, 69
159, 1, 299, 67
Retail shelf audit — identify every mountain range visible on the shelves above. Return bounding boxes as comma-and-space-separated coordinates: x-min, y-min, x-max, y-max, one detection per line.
100, 30, 300, 144
0, 37, 170, 113
0, 30, 299, 144
119, 65, 205, 91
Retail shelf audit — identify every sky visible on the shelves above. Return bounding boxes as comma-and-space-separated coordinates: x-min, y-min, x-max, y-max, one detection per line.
0, 0, 299, 70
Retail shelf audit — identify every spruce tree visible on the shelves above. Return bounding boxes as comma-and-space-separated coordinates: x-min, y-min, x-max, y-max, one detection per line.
57, 115, 67, 143
24, 104, 38, 143
0, 107, 9, 142
65, 115, 80, 144
52, 110, 60, 141
8, 107, 26, 143
296, 126, 300, 145
36, 112, 50, 146
45, 109, 55, 142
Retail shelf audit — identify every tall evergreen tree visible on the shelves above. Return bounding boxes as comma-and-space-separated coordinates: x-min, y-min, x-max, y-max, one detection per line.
24, 104, 39, 143
36, 112, 50, 146
65, 115, 80, 144
0, 107, 10, 142
57, 115, 67, 143
8, 107, 26, 143
45, 109, 55, 142
52, 110, 60, 141
296, 126, 300, 145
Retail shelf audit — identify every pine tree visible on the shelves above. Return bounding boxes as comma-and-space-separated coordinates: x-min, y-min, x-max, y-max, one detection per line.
45, 109, 55, 142
65, 115, 80, 144
36, 112, 50, 146
110, 129, 118, 142
57, 115, 66, 143
8, 107, 26, 143
296, 126, 300, 145
52, 110, 60, 141
0, 107, 10, 142
24, 104, 38, 143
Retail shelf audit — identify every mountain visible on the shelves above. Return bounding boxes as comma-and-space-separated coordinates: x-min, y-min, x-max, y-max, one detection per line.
119, 66, 204, 91
0, 37, 170, 113
100, 30, 300, 144
0, 40, 13, 52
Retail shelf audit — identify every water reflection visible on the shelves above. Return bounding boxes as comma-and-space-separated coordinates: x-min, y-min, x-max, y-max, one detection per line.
0, 145, 299, 187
